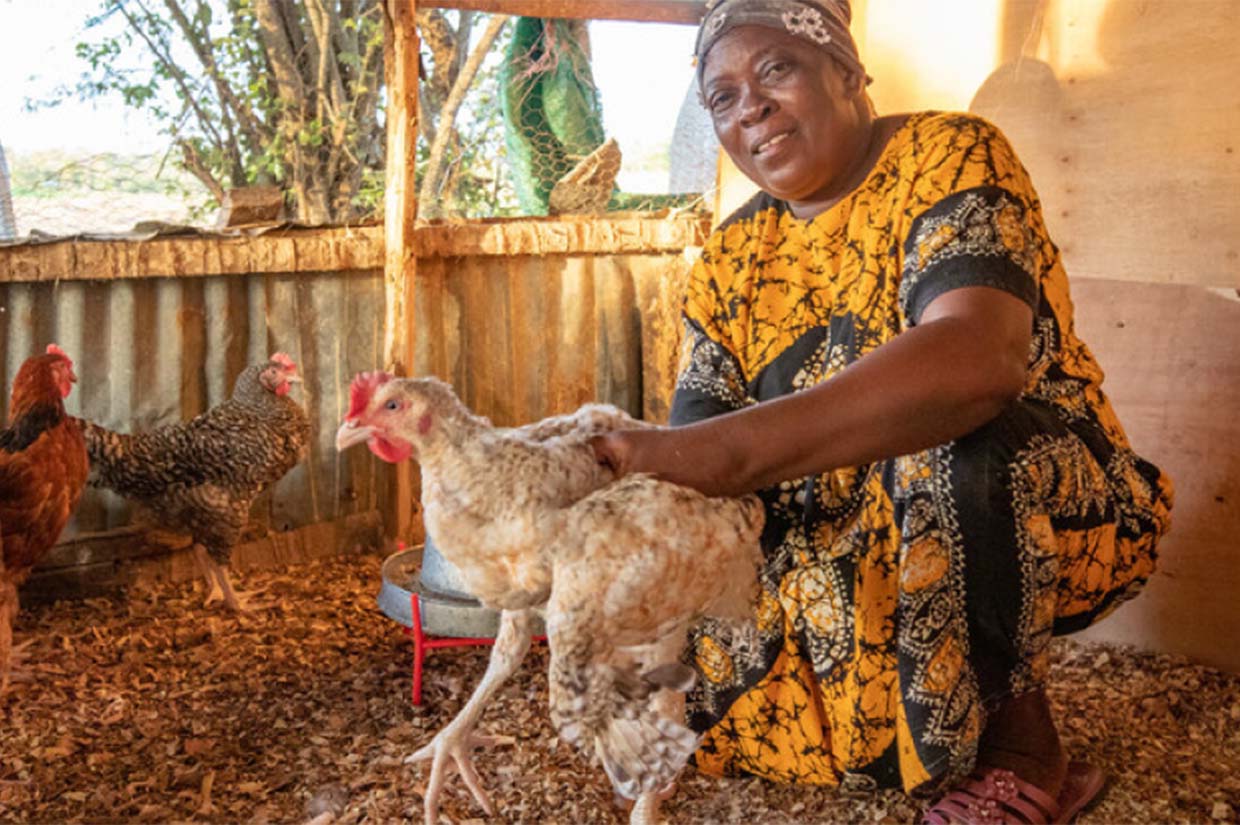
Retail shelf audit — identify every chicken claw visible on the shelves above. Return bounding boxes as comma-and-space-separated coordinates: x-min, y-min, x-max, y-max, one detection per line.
406, 727, 516, 819
404, 609, 533, 824
196, 546, 270, 612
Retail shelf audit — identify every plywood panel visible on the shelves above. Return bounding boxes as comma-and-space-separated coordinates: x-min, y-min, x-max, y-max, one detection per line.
1069, 278, 1240, 672
718, 0, 1240, 288
970, 0, 1240, 287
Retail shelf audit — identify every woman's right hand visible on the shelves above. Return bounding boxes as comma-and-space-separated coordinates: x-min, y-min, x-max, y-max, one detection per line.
589, 427, 742, 498
589, 428, 655, 478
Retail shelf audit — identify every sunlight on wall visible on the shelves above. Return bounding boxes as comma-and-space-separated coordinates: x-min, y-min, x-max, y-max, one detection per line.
714, 0, 1240, 290
857, 0, 1003, 115
1036, 0, 1112, 80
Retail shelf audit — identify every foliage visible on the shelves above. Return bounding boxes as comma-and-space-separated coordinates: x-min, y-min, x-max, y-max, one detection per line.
53, 0, 387, 224
31, 3, 527, 224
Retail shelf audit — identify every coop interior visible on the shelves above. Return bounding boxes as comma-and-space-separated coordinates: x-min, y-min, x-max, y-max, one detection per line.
0, 1, 1237, 823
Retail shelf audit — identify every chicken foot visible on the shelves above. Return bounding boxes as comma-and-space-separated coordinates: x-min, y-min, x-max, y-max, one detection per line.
624, 634, 692, 825
194, 545, 269, 612
405, 608, 534, 823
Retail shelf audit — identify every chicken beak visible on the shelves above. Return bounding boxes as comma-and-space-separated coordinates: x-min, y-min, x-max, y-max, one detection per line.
335, 420, 375, 451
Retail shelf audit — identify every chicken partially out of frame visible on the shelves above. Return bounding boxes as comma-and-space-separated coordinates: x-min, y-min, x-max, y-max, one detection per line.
0, 345, 89, 695
337, 372, 762, 825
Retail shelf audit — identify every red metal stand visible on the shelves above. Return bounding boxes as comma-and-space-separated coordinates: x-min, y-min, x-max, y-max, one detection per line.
397, 540, 547, 706
405, 591, 504, 706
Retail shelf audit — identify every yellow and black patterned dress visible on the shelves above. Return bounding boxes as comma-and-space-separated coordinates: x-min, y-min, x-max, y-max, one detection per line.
673, 111, 1173, 795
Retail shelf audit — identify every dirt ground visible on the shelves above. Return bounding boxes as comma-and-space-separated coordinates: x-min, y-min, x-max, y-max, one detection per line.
2, 552, 1237, 824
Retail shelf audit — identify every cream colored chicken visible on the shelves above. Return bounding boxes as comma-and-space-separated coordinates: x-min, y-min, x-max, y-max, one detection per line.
336, 373, 763, 824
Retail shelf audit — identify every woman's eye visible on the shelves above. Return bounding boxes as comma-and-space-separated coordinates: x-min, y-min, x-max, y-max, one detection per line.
709, 91, 735, 113
764, 60, 791, 80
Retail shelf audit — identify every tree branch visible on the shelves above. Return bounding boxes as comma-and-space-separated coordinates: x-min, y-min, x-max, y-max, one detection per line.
164, 0, 265, 154
418, 13, 510, 217
252, 0, 306, 104
178, 138, 227, 203
115, 0, 228, 158
305, 0, 348, 118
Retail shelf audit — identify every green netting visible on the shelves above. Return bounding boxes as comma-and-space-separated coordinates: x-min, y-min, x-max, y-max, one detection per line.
418, 13, 703, 219
501, 18, 605, 215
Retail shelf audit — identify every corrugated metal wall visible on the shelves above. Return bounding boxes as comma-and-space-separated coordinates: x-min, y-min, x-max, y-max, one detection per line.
0, 269, 392, 543
0, 240, 692, 564
414, 252, 689, 427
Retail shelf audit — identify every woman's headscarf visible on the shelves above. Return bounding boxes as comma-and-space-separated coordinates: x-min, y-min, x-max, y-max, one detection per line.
694, 0, 870, 87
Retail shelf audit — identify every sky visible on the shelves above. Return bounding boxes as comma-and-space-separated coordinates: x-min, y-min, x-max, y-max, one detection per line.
0, 2, 704, 158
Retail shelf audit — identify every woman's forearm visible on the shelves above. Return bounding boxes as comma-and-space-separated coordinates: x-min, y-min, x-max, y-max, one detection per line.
698, 314, 1025, 494
614, 289, 1034, 497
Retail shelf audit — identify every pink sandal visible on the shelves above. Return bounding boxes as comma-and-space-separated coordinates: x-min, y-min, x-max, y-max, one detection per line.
922, 761, 1105, 824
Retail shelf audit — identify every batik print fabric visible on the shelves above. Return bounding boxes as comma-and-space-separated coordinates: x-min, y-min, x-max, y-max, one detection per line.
671, 111, 1173, 794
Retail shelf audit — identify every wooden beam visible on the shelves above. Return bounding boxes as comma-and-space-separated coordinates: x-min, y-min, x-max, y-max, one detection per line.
382, 0, 421, 543
420, 0, 705, 24
0, 215, 709, 282
0, 225, 385, 283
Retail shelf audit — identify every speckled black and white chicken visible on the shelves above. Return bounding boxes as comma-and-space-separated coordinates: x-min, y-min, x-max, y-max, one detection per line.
78, 354, 309, 611
336, 373, 763, 824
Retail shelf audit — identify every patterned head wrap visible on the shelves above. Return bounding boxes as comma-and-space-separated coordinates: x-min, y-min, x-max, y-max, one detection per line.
695, 0, 870, 88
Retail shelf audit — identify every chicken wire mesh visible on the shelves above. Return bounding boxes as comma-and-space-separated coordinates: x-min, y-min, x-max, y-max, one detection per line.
2, 148, 209, 238
416, 12, 716, 220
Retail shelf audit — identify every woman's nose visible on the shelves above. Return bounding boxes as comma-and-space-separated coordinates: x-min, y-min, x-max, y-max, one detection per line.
738, 86, 774, 126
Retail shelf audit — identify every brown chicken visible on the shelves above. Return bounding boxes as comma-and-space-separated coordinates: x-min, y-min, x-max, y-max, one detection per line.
77, 354, 309, 611
336, 373, 763, 824
0, 345, 89, 694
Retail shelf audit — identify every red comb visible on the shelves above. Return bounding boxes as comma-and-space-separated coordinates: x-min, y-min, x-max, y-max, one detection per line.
46, 343, 68, 358
271, 352, 295, 369
347, 371, 393, 419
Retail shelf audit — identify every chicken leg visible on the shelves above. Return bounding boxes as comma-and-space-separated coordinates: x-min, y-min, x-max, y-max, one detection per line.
0, 578, 15, 695
625, 632, 695, 825
194, 545, 268, 612
406, 608, 534, 823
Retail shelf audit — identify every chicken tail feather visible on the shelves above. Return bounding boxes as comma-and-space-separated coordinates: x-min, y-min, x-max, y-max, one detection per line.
596, 710, 699, 800
549, 638, 698, 801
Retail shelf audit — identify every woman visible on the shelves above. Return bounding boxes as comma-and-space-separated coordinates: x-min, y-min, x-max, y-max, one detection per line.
591, 1, 1173, 822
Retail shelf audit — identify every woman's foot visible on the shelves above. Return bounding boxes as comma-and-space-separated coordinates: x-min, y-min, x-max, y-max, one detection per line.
976, 688, 1068, 801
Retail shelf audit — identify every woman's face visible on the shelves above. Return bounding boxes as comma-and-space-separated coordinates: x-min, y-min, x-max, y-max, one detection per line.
701, 25, 870, 213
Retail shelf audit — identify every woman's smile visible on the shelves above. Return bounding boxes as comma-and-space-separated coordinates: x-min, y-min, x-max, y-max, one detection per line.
752, 129, 795, 157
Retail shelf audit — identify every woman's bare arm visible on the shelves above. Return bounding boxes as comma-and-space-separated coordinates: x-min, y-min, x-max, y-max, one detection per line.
592, 286, 1034, 498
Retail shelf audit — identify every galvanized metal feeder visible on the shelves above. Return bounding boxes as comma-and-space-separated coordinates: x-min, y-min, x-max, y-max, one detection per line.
377, 534, 546, 704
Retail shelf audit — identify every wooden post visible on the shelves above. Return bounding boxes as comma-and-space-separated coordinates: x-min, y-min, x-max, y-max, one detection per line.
382, 0, 420, 542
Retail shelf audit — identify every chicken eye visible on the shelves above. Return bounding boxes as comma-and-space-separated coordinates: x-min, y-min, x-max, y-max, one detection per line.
384, 399, 401, 411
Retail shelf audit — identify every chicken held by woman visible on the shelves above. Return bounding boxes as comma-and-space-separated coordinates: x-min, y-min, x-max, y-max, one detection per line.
336, 373, 763, 824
